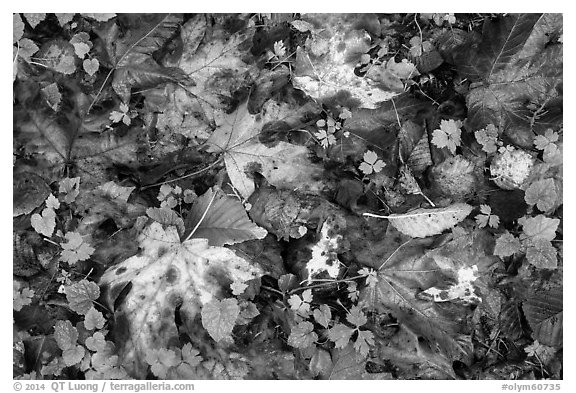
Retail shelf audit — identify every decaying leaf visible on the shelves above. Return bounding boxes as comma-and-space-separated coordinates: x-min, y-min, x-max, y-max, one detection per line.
523, 288, 562, 347
292, 14, 400, 109
364, 203, 473, 238
99, 222, 263, 378
454, 14, 562, 143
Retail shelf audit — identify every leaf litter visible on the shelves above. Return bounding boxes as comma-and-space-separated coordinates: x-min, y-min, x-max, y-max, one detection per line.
13, 13, 562, 381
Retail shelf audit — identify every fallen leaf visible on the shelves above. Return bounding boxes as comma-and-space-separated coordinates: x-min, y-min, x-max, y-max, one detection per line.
364, 203, 473, 238
30, 208, 56, 237
183, 187, 267, 246
99, 222, 263, 378
201, 298, 240, 343
292, 15, 399, 109
206, 101, 325, 198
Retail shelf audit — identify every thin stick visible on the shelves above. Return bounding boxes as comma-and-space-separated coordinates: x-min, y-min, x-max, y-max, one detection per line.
141, 157, 222, 191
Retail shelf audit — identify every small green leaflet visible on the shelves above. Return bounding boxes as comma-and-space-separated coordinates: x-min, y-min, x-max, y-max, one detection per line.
201, 298, 240, 343
85, 332, 107, 352
288, 321, 318, 349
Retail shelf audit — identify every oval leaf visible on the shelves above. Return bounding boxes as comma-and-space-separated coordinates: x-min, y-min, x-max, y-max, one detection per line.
201, 298, 240, 343
365, 203, 473, 238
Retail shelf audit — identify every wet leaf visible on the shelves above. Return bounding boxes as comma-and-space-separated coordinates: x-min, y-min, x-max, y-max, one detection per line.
365, 203, 473, 238
183, 187, 267, 246
201, 298, 240, 343
99, 222, 263, 378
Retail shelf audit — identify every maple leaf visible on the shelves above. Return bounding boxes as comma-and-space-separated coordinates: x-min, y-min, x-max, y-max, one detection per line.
292, 15, 399, 109
431, 120, 462, 154
456, 15, 562, 138
288, 321, 318, 349
99, 221, 263, 378
494, 232, 522, 257
361, 228, 499, 364
205, 101, 325, 198
201, 298, 240, 343
359, 150, 385, 175
60, 232, 95, 265
524, 178, 558, 212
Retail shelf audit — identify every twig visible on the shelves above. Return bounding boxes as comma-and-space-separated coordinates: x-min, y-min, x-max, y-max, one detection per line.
140, 157, 223, 191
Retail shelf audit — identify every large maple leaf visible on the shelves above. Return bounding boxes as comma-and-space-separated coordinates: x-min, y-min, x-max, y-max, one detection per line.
99, 221, 264, 378
360, 227, 501, 365
454, 14, 562, 146
205, 101, 325, 198
292, 14, 401, 109
15, 110, 141, 191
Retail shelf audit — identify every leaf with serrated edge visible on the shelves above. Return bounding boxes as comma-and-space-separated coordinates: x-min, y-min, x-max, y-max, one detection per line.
99, 222, 263, 378
201, 298, 240, 343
